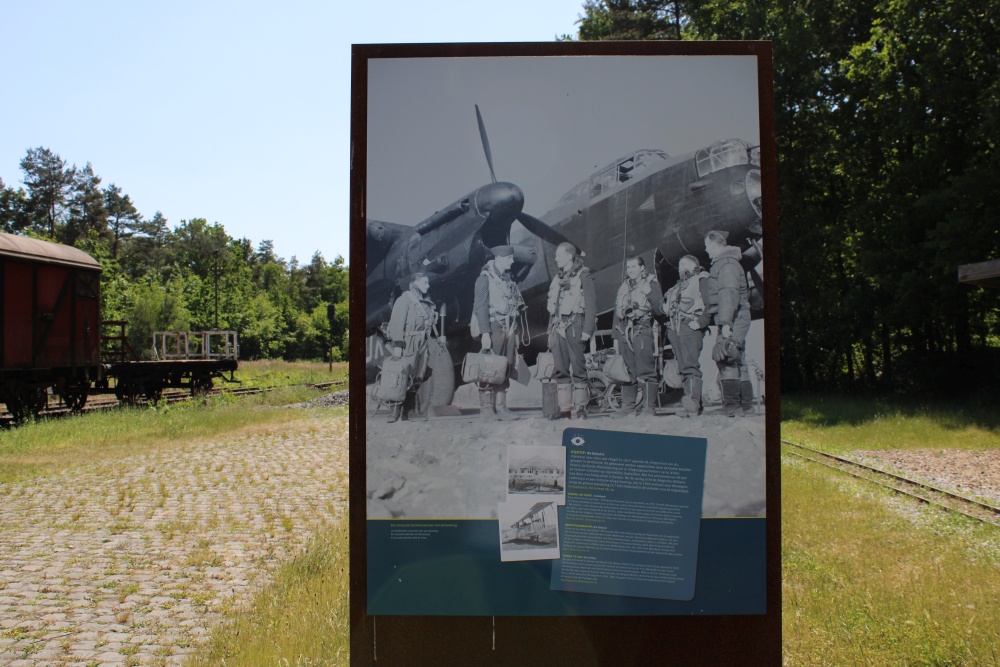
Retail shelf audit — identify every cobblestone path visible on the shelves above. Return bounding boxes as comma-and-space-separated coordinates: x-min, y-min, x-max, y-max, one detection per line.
0, 413, 348, 666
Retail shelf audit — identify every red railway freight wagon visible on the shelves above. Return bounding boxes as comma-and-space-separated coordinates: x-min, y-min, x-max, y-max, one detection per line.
0, 232, 103, 419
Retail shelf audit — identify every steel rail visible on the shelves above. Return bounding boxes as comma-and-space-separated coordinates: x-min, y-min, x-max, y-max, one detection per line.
782, 438, 1000, 525
1, 379, 348, 426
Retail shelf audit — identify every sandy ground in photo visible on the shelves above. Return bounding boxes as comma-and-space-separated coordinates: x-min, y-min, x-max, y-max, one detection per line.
367, 409, 766, 520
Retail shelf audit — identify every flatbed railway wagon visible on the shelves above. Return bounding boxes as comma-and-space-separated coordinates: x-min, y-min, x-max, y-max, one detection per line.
0, 233, 239, 422
102, 327, 239, 404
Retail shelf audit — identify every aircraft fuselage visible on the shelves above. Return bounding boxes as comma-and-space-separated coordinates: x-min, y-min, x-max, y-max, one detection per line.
365, 139, 763, 376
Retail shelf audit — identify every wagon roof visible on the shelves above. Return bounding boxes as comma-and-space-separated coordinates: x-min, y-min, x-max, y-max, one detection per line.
512, 456, 561, 470
0, 233, 101, 270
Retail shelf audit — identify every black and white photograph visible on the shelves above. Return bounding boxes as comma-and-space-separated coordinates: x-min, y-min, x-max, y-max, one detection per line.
365, 54, 768, 521
498, 498, 561, 562
507, 444, 566, 503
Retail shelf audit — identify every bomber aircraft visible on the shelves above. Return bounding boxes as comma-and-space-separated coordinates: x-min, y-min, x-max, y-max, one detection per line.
365, 106, 763, 414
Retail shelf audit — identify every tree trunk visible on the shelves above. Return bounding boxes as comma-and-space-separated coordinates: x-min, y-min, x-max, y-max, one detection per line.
881, 326, 893, 388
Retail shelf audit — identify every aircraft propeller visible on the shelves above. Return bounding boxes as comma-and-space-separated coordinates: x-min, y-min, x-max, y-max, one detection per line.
474, 104, 575, 250
515, 211, 573, 249
475, 105, 497, 184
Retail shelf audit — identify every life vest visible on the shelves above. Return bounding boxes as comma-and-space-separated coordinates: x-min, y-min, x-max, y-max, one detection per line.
547, 265, 588, 317
668, 270, 708, 319
403, 290, 435, 333
482, 261, 524, 320
615, 271, 656, 320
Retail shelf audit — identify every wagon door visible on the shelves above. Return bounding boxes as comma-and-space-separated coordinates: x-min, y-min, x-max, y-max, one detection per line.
75, 271, 101, 366
35, 264, 73, 369
3, 261, 33, 369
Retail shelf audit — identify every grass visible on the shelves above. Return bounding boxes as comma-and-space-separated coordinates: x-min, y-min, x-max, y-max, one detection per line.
0, 381, 342, 484
10, 376, 997, 665
0, 359, 349, 661
235, 360, 347, 390
782, 393, 1000, 665
782, 393, 1000, 453
783, 453, 1000, 665
186, 517, 350, 667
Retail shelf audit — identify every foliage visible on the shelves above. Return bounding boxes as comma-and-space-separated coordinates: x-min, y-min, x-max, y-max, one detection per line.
1, 150, 350, 361
572, 0, 688, 40
572, 0, 1000, 392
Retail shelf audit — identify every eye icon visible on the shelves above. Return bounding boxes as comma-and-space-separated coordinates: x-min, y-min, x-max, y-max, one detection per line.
570, 436, 586, 447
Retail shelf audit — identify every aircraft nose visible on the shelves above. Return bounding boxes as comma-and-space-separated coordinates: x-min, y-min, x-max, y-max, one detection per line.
476, 182, 524, 221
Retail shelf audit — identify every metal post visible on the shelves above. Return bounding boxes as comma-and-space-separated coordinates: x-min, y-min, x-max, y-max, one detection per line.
214, 250, 220, 330
327, 303, 336, 372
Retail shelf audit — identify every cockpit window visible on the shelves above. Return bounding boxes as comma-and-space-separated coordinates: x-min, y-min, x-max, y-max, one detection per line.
695, 140, 752, 177
557, 150, 669, 204
557, 181, 591, 205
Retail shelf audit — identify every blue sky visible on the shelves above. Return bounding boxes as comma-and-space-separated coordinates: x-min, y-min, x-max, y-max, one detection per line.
0, 1, 586, 264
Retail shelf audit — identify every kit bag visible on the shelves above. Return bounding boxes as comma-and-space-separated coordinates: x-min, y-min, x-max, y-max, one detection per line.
535, 352, 556, 380
374, 355, 414, 402
662, 358, 683, 389
462, 351, 510, 385
603, 354, 632, 384
509, 354, 532, 387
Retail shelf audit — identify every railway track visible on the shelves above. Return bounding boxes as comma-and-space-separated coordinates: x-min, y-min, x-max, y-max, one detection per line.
782, 439, 1000, 526
0, 378, 348, 427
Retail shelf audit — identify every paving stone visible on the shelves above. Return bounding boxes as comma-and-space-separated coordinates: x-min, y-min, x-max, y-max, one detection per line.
0, 414, 347, 665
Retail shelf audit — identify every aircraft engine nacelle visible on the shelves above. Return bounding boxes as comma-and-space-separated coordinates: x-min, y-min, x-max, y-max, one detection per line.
367, 220, 387, 243
415, 200, 470, 235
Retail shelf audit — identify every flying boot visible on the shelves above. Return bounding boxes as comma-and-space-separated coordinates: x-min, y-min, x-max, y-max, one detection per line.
542, 380, 560, 420
740, 379, 755, 415
691, 377, 704, 416
642, 380, 658, 416
680, 378, 695, 417
478, 387, 495, 422
611, 383, 638, 418
387, 402, 403, 424
556, 383, 573, 419
572, 382, 590, 419
721, 379, 741, 417
494, 389, 519, 421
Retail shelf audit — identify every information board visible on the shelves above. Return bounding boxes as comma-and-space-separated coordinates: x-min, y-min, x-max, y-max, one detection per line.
351, 40, 780, 665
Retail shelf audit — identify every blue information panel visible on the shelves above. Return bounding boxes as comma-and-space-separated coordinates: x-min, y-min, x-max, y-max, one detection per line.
367, 428, 764, 616
551, 428, 705, 601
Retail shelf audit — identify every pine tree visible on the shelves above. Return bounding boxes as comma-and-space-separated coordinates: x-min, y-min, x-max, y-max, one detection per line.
19, 147, 75, 238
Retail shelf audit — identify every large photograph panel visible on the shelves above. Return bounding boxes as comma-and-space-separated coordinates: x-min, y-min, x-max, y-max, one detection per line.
365, 55, 765, 523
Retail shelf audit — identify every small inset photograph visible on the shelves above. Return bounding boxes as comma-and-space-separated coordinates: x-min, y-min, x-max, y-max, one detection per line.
507, 445, 566, 504
498, 498, 561, 562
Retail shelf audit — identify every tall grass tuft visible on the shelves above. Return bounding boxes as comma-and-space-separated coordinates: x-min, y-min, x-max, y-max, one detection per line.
188, 517, 350, 666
